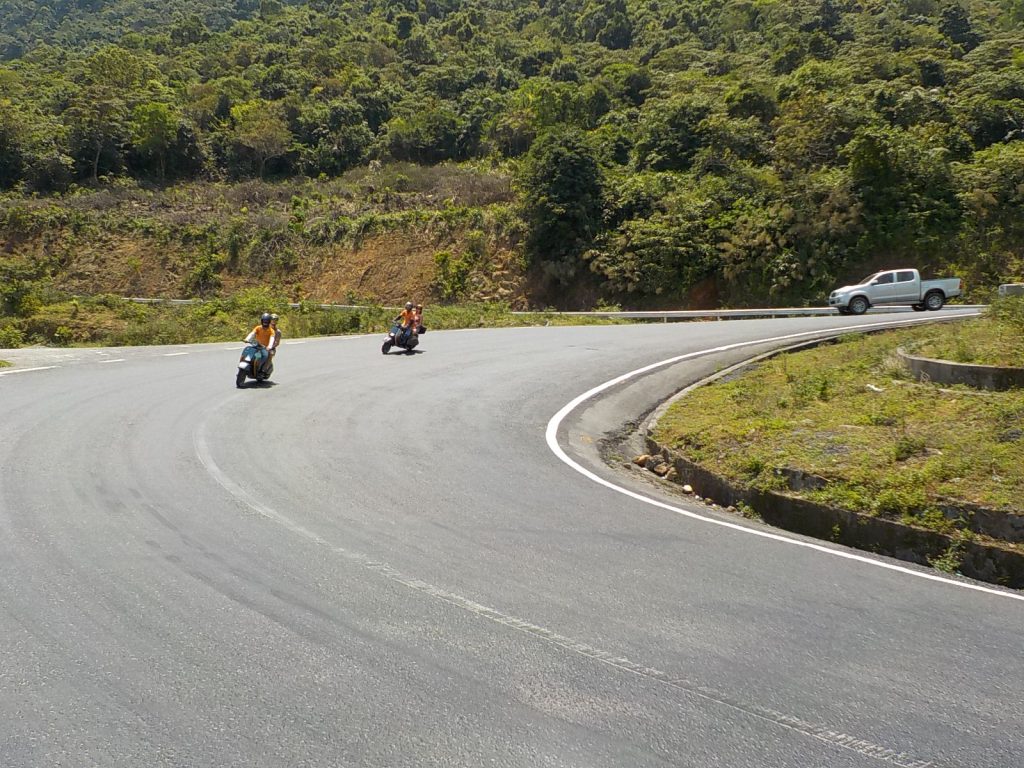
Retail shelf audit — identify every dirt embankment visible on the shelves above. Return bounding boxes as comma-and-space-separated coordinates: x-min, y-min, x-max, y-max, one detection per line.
39, 229, 524, 306
2, 171, 533, 308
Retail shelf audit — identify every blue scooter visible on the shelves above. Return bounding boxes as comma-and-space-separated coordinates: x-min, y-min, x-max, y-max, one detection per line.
381, 323, 420, 355
236, 340, 273, 387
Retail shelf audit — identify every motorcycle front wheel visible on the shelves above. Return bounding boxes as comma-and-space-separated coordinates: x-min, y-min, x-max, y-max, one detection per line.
236, 369, 247, 388
381, 340, 393, 354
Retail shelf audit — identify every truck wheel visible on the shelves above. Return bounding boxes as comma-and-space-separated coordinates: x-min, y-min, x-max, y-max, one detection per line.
924, 291, 945, 311
848, 296, 869, 315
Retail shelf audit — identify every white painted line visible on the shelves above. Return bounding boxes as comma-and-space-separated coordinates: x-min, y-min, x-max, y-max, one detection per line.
99, 358, 126, 364
285, 341, 305, 345
193, 419, 940, 767
164, 352, 189, 357
547, 315, 1024, 603
0, 365, 57, 376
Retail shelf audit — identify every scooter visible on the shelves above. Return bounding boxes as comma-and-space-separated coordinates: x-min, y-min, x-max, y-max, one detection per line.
236, 341, 273, 387
381, 323, 419, 354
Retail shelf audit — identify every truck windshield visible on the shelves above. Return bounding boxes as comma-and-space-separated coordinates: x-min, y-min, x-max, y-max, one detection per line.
860, 272, 879, 284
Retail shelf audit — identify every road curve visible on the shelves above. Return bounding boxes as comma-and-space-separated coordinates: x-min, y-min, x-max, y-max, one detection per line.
1, 311, 1021, 768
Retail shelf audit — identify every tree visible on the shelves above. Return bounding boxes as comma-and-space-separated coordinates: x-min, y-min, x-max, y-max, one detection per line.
296, 99, 372, 174
231, 100, 292, 178
82, 46, 153, 92
0, 102, 72, 192
65, 88, 130, 183
939, 4, 981, 52
130, 102, 179, 180
384, 101, 464, 163
0, 99, 26, 189
519, 129, 604, 282
633, 96, 712, 171
170, 14, 209, 46
394, 13, 416, 40
844, 126, 961, 259
772, 92, 874, 174
578, 0, 633, 50
955, 142, 1024, 259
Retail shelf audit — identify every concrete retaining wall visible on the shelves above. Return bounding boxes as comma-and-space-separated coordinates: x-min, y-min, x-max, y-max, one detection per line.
644, 436, 1024, 589
897, 347, 1024, 391
998, 283, 1024, 297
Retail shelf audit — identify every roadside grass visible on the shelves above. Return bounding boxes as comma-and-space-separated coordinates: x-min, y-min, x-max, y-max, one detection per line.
911, 296, 1024, 366
0, 360, 10, 367
0, 289, 623, 348
653, 324, 1024, 535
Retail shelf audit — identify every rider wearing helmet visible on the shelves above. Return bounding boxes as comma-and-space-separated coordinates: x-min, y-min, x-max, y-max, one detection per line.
244, 312, 277, 374
413, 303, 425, 334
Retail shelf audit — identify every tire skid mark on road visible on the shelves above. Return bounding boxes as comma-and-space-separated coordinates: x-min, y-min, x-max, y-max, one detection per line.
193, 419, 944, 768
547, 315, 1024, 605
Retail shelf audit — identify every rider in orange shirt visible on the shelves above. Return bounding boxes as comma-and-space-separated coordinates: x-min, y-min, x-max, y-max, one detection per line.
244, 312, 277, 374
395, 301, 416, 344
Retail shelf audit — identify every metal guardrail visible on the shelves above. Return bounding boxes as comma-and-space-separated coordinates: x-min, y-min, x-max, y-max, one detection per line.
123, 297, 986, 320
512, 305, 987, 320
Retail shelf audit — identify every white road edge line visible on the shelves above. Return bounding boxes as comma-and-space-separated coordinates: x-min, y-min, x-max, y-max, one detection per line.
99, 358, 126, 364
164, 352, 189, 357
0, 365, 57, 376
546, 314, 1024, 604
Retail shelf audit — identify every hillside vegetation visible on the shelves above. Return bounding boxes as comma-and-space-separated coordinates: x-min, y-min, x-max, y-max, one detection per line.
2, 0, 1024, 334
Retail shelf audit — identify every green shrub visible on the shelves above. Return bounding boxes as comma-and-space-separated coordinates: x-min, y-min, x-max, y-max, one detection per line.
230, 287, 288, 318
893, 435, 926, 462
793, 373, 832, 404
873, 482, 928, 516
433, 250, 473, 301
928, 530, 975, 574
737, 455, 766, 480
183, 252, 225, 295
0, 324, 25, 348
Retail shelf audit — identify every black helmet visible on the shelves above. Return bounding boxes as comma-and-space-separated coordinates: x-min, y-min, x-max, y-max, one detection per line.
260, 312, 272, 325
405, 301, 414, 310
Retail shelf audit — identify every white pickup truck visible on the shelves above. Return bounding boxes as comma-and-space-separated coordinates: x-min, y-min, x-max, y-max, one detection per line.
829, 269, 962, 315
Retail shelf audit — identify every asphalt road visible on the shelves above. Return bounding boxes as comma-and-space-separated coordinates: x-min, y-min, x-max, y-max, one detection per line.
1, 311, 1021, 768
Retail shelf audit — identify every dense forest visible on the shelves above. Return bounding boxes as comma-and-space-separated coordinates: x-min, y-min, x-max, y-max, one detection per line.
2, 0, 1024, 312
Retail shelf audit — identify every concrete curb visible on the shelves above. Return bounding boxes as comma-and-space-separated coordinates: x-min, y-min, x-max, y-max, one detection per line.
897, 347, 1024, 391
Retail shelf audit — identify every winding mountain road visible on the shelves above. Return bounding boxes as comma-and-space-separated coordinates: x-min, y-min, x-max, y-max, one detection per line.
1, 311, 1021, 768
